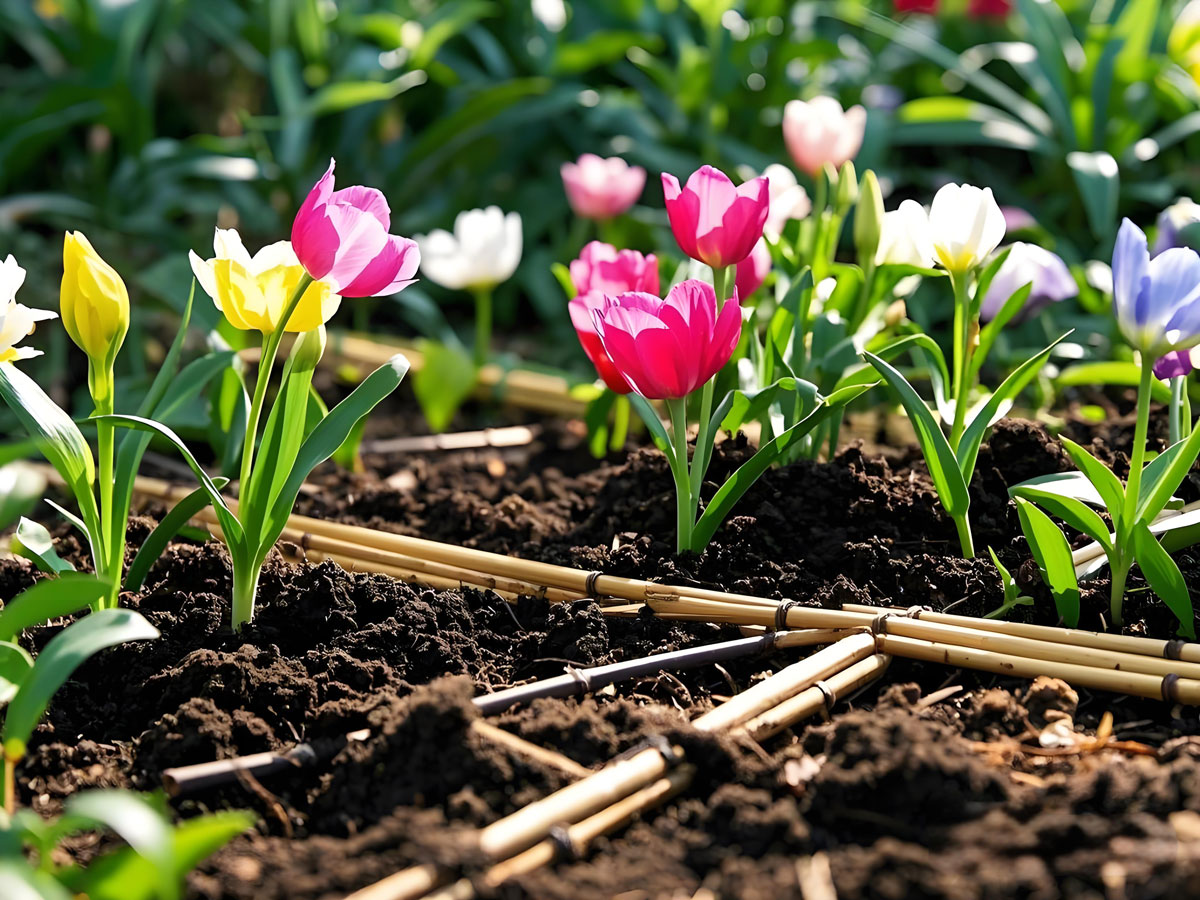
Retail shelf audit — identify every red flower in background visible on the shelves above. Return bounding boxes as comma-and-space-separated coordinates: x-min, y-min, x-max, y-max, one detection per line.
968, 0, 1011, 16
893, 0, 937, 12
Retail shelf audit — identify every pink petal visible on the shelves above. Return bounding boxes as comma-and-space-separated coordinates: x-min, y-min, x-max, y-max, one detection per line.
331, 184, 391, 231
662, 173, 700, 261
291, 159, 339, 279
325, 204, 389, 291
685, 165, 739, 237
339, 235, 420, 297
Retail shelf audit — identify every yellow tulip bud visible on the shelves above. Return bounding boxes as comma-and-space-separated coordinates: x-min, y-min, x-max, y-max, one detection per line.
61, 231, 129, 367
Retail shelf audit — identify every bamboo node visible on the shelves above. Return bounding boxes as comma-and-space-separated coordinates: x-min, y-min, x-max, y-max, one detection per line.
905, 605, 928, 618
1165, 640, 1186, 661
871, 612, 893, 635
566, 665, 591, 693
548, 824, 579, 861
616, 735, 683, 767
774, 600, 799, 632
584, 571, 603, 599
1163, 673, 1181, 703
814, 679, 837, 714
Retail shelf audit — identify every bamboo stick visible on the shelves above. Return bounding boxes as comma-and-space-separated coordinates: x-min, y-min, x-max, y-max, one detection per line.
360, 425, 539, 455
469, 721, 591, 779
345, 865, 446, 900
736, 654, 891, 741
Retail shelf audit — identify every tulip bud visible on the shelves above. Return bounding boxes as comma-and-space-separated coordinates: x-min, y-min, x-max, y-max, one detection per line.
290, 325, 327, 374
821, 162, 839, 207
835, 161, 858, 214
854, 170, 884, 266
61, 232, 129, 404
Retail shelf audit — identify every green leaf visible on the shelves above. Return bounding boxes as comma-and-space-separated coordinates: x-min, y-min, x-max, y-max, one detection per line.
259, 355, 408, 557
306, 76, 422, 117
1056, 362, 1172, 403
123, 479, 229, 593
851, 334, 952, 419
628, 395, 674, 462
0, 464, 44, 531
584, 390, 618, 459
717, 378, 815, 437
137, 282, 194, 420
0, 643, 33, 707
1136, 426, 1200, 524
1009, 484, 1114, 553
62, 792, 176, 900
1066, 151, 1120, 243
411, 340, 476, 433
1132, 523, 1195, 639
958, 333, 1069, 484
10, 519, 75, 576
0, 573, 109, 643
1059, 437, 1126, 519
0, 861, 71, 900
864, 351, 969, 517
971, 284, 1033, 384
1014, 498, 1081, 627
2, 610, 159, 762
984, 546, 1035, 620
691, 384, 872, 550
0, 364, 98, 539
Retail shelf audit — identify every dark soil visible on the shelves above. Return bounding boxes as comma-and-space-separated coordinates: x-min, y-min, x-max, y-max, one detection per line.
6, 408, 1200, 900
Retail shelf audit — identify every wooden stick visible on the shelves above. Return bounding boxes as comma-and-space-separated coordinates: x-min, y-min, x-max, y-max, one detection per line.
344, 865, 446, 900
360, 425, 540, 455
470, 722, 591, 779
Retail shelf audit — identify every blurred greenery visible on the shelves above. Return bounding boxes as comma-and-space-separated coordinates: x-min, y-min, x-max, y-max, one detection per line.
1, 0, 1198, 377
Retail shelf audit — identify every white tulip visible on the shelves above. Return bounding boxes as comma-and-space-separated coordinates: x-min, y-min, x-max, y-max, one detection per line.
927, 183, 1005, 274
0, 255, 56, 364
875, 200, 934, 268
417, 207, 523, 292
761, 164, 812, 237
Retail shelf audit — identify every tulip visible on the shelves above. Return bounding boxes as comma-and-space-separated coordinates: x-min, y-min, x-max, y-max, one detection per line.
61, 232, 129, 381
875, 200, 934, 268
968, 0, 1011, 16
1152, 199, 1200, 257
893, 0, 937, 11
190, 229, 341, 334
761, 164, 811, 237
592, 279, 741, 400
569, 293, 632, 394
416, 206, 523, 292
782, 97, 867, 178
1111, 218, 1200, 358
661, 166, 769, 272
569, 241, 658, 297
0, 256, 55, 364
1154, 349, 1197, 380
561, 154, 646, 221
979, 243, 1077, 323
927, 183, 1006, 274
291, 159, 421, 297
734, 239, 772, 300
1001, 206, 1037, 234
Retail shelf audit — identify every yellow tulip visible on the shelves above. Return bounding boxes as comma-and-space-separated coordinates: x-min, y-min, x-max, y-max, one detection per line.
61, 232, 129, 369
189, 229, 340, 334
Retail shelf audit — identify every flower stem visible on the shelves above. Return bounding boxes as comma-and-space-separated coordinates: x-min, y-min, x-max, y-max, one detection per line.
473, 288, 492, 370
949, 270, 974, 451
1170, 375, 1186, 445
667, 398, 693, 554
1111, 359, 1156, 628
94, 365, 118, 607
239, 274, 313, 494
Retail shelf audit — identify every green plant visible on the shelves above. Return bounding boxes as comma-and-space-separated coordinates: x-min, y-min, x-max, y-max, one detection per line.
983, 547, 1036, 620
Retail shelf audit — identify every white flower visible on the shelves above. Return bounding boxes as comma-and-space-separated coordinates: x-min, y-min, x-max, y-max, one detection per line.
761, 164, 812, 237
927, 183, 1005, 274
532, 0, 567, 32
417, 207, 523, 292
875, 200, 934, 268
0, 255, 56, 364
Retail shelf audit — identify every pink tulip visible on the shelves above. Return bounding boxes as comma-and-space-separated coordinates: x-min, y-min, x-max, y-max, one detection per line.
569, 293, 633, 394
291, 158, 420, 297
569, 241, 659, 296
661, 166, 769, 270
734, 239, 772, 299
561, 154, 646, 221
592, 279, 742, 400
782, 97, 866, 177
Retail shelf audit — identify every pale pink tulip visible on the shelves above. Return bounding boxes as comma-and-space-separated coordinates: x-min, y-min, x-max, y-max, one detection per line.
734, 239, 772, 299
592, 279, 741, 400
569, 241, 659, 296
291, 159, 420, 297
561, 154, 646, 220
661, 166, 769, 270
782, 97, 867, 177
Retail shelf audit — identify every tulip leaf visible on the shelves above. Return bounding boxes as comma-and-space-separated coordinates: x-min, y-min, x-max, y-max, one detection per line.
1008, 471, 1108, 507
1059, 437, 1126, 520
412, 339, 476, 433
1132, 523, 1196, 639
0, 641, 33, 707
0, 463, 44, 532
60, 792, 175, 898
1014, 498, 1081, 627
715, 378, 816, 438
260, 354, 409, 557
136, 282, 194, 420
1136, 426, 1200, 525
0, 861, 71, 900
958, 332, 1069, 485
1067, 151, 1120, 243
970, 283, 1033, 384
983, 546, 1035, 620
1, 609, 159, 764
853, 334, 952, 420
864, 351, 969, 518
10, 518, 75, 576
968, 247, 1013, 322
691, 383, 873, 550
1008, 484, 1114, 554
124, 479, 229, 593
0, 574, 108, 644
628, 394, 675, 463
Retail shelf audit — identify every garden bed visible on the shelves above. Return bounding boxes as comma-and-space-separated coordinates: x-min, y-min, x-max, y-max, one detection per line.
5, 410, 1200, 900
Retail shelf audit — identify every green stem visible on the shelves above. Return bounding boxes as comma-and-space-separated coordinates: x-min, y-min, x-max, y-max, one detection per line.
667, 398, 693, 554
1111, 359, 1155, 628
1170, 375, 1185, 445
1110, 560, 1131, 630
239, 273, 313, 494
949, 271, 974, 451
953, 513, 975, 559
230, 559, 261, 632
851, 259, 876, 332
473, 288, 493, 370
94, 367, 117, 607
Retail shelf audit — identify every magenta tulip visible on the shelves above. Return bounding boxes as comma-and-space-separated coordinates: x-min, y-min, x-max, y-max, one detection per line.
661, 166, 769, 270
291, 159, 420, 297
569, 293, 632, 394
592, 279, 741, 400
734, 239, 772, 300
561, 154, 646, 221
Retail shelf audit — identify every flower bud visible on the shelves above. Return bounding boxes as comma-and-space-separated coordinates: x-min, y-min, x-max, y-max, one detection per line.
854, 170, 884, 265
61, 232, 129, 402
835, 161, 858, 213
291, 324, 327, 375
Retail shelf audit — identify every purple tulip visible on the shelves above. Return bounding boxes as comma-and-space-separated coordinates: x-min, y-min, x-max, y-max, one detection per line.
1154, 349, 1196, 380
1152, 199, 1200, 257
1112, 218, 1200, 357
979, 242, 1077, 323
